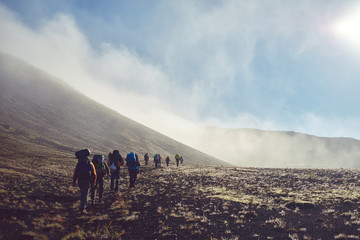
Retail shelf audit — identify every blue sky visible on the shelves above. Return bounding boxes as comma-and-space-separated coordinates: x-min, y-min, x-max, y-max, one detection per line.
1, 0, 360, 144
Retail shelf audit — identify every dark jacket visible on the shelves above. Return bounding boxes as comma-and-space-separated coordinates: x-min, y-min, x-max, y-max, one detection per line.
73, 157, 97, 185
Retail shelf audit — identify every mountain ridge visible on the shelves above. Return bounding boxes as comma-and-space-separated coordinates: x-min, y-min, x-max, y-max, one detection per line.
0, 52, 228, 166
196, 126, 360, 168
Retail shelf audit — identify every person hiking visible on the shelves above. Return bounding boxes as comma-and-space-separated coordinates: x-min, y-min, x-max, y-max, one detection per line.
108, 150, 124, 191
144, 153, 149, 166
165, 156, 170, 166
90, 154, 110, 205
175, 153, 180, 167
154, 154, 159, 169
180, 156, 184, 164
126, 152, 140, 188
158, 154, 162, 167
73, 149, 97, 214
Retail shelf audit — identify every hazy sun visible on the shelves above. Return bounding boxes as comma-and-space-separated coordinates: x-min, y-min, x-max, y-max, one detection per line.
333, 4, 360, 49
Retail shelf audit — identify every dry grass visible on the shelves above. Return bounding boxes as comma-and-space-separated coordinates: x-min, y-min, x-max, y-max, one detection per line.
2, 154, 360, 239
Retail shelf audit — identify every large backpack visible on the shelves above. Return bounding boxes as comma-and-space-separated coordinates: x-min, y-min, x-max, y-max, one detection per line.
75, 149, 90, 160
92, 154, 106, 177
109, 150, 123, 172
127, 152, 137, 167
154, 154, 159, 162
77, 158, 92, 180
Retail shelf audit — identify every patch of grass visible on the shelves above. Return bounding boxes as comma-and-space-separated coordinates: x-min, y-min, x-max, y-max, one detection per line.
45, 222, 65, 232
21, 231, 48, 240
69, 222, 125, 240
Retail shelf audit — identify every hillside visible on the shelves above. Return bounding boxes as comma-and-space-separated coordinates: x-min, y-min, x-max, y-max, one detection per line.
194, 127, 360, 168
0, 52, 227, 166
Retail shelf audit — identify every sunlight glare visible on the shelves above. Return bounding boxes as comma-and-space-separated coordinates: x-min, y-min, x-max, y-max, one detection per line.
333, 5, 360, 50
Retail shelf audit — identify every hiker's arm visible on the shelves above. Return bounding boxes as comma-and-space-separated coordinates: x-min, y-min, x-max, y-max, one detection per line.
90, 162, 97, 185
119, 156, 124, 166
136, 154, 140, 166
104, 163, 110, 176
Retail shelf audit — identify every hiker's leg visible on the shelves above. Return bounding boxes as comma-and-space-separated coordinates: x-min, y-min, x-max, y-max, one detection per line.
78, 179, 90, 210
110, 172, 115, 190
98, 177, 104, 202
114, 170, 120, 191
129, 170, 136, 187
133, 170, 138, 186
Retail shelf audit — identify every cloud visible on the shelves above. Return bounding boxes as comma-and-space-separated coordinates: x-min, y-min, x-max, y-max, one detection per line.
0, 3, 202, 143
1, 1, 360, 167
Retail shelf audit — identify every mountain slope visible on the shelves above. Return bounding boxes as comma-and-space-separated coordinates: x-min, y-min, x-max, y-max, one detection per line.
0, 52, 228, 166
195, 127, 360, 168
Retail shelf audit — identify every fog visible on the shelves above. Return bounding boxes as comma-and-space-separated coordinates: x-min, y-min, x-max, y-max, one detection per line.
191, 127, 360, 168
1, 2, 360, 168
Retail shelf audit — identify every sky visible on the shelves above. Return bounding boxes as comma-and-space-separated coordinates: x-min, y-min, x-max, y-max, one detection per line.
1, 0, 360, 153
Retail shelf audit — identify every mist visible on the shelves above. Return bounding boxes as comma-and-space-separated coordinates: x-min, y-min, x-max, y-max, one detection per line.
1, 2, 360, 168
192, 127, 360, 168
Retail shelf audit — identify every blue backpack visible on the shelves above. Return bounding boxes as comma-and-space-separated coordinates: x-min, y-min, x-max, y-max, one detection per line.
127, 153, 137, 167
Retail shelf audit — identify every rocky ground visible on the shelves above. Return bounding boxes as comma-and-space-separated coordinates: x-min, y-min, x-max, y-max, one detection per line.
1, 156, 360, 240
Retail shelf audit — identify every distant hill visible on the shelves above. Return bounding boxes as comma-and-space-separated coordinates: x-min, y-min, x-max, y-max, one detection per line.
0, 52, 228, 166
194, 127, 360, 168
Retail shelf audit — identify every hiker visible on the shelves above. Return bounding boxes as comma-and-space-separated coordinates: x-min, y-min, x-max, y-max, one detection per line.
90, 154, 110, 205
144, 153, 149, 166
126, 152, 140, 188
154, 154, 159, 169
165, 156, 170, 166
73, 149, 97, 214
175, 153, 180, 167
180, 156, 184, 164
158, 154, 162, 167
108, 150, 124, 191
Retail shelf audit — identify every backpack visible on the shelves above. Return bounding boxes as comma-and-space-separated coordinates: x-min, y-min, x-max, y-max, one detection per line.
154, 154, 159, 161
92, 154, 106, 177
127, 152, 137, 167
109, 150, 123, 172
175, 153, 180, 160
77, 159, 92, 180
75, 149, 90, 160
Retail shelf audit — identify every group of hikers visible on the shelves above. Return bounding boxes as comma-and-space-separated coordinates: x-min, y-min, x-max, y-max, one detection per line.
143, 153, 184, 168
72, 149, 184, 214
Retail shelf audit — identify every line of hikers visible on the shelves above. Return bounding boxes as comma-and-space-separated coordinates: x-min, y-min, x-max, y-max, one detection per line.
143, 153, 184, 167
72, 149, 183, 214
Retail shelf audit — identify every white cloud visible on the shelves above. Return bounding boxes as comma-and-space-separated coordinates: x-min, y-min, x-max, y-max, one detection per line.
1, 2, 360, 167
0, 3, 201, 142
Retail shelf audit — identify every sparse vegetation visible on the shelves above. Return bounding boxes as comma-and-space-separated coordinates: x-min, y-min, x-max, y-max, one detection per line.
1, 157, 360, 239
